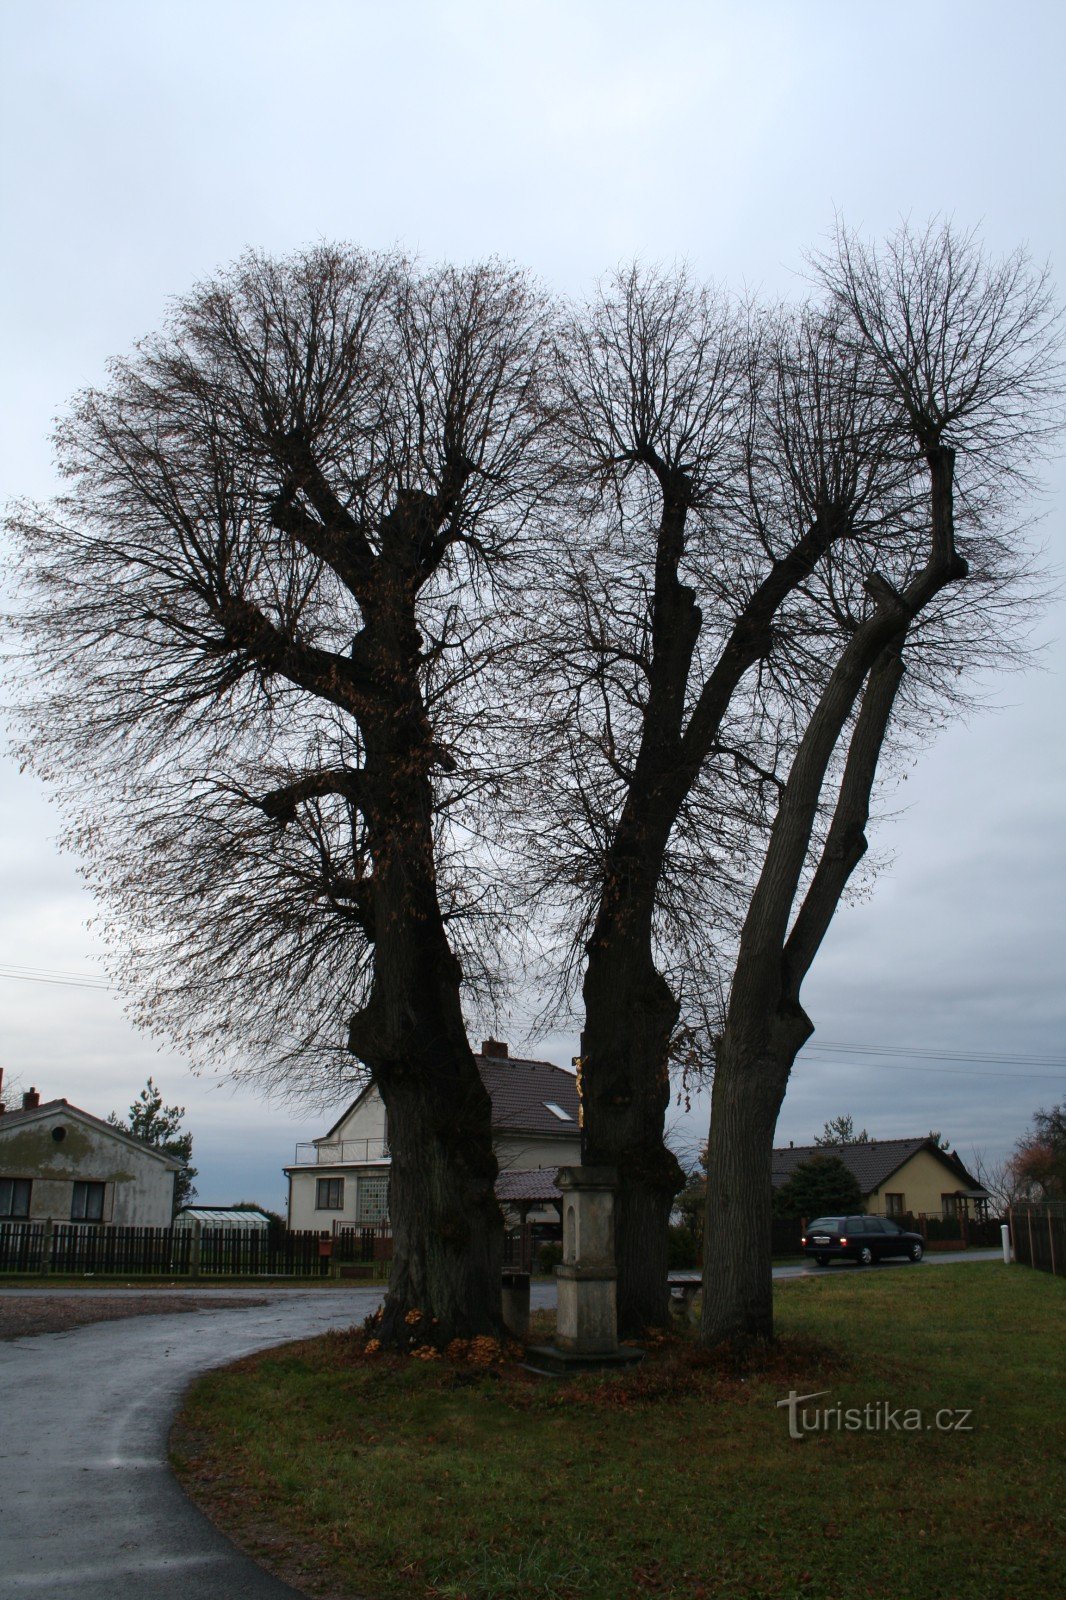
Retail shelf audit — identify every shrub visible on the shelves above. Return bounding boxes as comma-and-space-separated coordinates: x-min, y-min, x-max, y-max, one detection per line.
537, 1242, 564, 1274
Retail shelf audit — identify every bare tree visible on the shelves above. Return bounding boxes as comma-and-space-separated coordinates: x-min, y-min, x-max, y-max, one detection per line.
518, 226, 1058, 1340
815, 1114, 869, 1146
520, 271, 928, 1331
7, 246, 552, 1344
700, 223, 1061, 1346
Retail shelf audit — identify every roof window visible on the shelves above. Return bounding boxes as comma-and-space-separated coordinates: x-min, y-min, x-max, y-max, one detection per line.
543, 1102, 574, 1121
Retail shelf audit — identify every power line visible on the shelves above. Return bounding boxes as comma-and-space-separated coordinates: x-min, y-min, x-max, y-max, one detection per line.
805, 1040, 1065, 1068
799, 1056, 1063, 1082
0, 964, 113, 992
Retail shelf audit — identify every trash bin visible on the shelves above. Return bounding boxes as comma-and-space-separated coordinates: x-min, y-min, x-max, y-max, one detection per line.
501, 1270, 531, 1340
318, 1235, 333, 1277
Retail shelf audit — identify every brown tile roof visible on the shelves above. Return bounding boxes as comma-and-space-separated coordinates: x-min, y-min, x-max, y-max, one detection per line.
477, 1052, 581, 1137
495, 1169, 564, 1203
319, 1049, 582, 1144
770, 1137, 987, 1197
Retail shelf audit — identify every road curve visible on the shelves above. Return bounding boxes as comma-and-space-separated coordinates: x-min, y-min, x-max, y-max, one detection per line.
0, 1288, 385, 1599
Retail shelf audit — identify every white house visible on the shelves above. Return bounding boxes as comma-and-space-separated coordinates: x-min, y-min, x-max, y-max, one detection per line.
0, 1087, 182, 1227
284, 1041, 581, 1231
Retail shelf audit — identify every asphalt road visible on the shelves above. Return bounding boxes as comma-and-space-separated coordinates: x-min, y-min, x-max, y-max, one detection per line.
0, 1258, 1003, 1598
0, 1288, 387, 1599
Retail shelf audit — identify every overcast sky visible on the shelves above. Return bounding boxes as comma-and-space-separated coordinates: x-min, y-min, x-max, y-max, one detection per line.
1, 0, 1063, 1212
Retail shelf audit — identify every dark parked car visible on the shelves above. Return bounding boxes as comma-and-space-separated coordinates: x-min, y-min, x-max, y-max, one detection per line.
801, 1215, 924, 1267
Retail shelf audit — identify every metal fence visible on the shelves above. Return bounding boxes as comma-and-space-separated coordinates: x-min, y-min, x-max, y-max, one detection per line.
1009, 1202, 1065, 1278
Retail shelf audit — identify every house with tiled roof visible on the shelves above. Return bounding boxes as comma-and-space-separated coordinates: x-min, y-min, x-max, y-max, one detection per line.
284, 1041, 580, 1231
771, 1136, 990, 1219
0, 1081, 183, 1227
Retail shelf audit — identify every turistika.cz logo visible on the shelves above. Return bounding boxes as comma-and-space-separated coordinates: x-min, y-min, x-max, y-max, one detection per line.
777, 1389, 974, 1440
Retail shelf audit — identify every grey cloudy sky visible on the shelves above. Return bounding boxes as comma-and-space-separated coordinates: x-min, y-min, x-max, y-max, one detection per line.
1, 0, 1063, 1209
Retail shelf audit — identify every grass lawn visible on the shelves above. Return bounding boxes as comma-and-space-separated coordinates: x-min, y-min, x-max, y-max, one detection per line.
171, 1263, 1064, 1600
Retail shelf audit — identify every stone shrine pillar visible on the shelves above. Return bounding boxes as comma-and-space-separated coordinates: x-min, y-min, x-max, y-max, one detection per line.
554, 1166, 620, 1354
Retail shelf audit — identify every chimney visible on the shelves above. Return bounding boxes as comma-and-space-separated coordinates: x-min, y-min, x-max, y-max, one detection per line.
789, 1140, 794, 1148
22, 1088, 40, 1110
481, 1039, 509, 1059
0, 1065, 5, 1116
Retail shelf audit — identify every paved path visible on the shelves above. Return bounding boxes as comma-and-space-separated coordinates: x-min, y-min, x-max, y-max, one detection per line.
0, 1258, 1001, 1598
769, 1246, 1004, 1280
0, 1280, 559, 1600
0, 1288, 386, 1599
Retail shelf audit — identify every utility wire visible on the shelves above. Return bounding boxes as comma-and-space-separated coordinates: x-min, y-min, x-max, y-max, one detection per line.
804, 1040, 1064, 1068
798, 1057, 1063, 1082
0, 963, 113, 991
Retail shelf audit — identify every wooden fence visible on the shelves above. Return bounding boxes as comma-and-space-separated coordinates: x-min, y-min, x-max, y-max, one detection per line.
1009, 1202, 1065, 1278
0, 1220, 391, 1278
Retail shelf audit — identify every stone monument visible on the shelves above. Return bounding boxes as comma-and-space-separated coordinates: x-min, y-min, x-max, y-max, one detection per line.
526, 1164, 643, 1374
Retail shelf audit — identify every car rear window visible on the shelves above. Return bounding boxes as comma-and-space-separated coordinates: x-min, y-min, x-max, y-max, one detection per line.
806, 1218, 843, 1232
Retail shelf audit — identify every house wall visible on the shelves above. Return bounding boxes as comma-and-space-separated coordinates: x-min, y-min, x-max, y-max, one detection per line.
287, 1165, 390, 1232
325, 1089, 387, 1149
866, 1149, 972, 1217
494, 1133, 581, 1173
0, 1109, 176, 1226
286, 1126, 581, 1230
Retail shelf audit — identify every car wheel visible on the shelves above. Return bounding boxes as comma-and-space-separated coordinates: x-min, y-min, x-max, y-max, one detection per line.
858, 1246, 874, 1266
909, 1243, 923, 1262
816, 1255, 830, 1267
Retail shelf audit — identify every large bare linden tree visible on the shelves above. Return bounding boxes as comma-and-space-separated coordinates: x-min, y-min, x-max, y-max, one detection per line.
8, 248, 552, 1344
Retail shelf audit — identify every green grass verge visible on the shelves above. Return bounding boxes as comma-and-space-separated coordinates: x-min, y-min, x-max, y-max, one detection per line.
171, 1264, 1064, 1600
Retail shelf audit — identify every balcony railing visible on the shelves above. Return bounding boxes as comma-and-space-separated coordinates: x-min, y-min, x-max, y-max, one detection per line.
292, 1139, 390, 1166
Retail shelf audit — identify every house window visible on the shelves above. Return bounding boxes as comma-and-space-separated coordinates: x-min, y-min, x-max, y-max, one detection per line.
357, 1175, 388, 1225
71, 1181, 105, 1222
316, 1177, 344, 1210
0, 1177, 31, 1219
885, 1193, 904, 1217
941, 1193, 960, 1220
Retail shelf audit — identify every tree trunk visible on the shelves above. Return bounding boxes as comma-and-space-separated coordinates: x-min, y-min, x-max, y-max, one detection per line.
699, 1014, 806, 1348
375, 1053, 503, 1346
581, 939, 684, 1334
349, 561, 506, 1348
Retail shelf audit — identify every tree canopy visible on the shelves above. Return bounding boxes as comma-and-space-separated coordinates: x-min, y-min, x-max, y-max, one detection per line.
774, 1155, 864, 1218
815, 1115, 870, 1147
108, 1077, 197, 1210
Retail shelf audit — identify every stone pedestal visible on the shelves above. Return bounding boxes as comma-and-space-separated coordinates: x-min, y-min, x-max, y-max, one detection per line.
555, 1165, 619, 1354
525, 1165, 643, 1375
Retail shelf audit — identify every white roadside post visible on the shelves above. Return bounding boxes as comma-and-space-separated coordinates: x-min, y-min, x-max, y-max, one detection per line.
1001, 1222, 1012, 1264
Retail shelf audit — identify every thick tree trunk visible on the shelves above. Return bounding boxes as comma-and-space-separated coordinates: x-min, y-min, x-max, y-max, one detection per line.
699, 1025, 801, 1348
581, 940, 684, 1334
348, 555, 506, 1348
375, 1052, 503, 1345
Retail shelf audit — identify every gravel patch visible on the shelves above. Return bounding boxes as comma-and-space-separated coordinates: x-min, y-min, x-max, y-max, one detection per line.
0, 1292, 271, 1340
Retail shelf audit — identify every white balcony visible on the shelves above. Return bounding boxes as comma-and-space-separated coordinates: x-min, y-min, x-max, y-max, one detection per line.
291, 1139, 390, 1167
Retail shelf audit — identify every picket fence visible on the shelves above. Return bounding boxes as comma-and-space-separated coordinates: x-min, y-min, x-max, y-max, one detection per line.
0, 1219, 393, 1278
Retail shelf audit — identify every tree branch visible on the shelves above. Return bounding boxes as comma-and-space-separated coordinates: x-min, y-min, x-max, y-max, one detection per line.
216, 592, 370, 709
256, 768, 365, 823
782, 637, 906, 995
